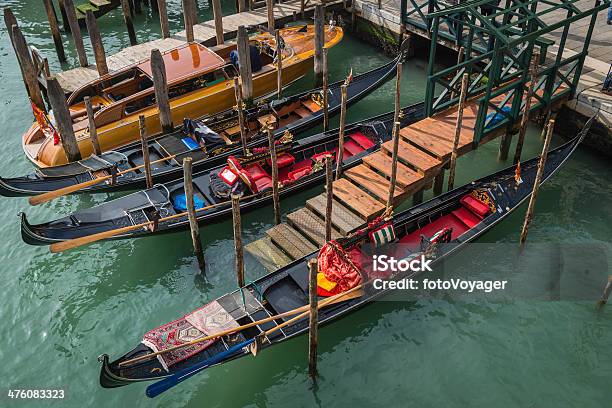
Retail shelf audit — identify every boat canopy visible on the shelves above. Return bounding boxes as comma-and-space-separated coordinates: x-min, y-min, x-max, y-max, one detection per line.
137, 43, 226, 84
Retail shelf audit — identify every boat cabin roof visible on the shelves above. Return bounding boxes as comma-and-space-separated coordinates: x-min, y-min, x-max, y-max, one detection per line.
136, 43, 226, 84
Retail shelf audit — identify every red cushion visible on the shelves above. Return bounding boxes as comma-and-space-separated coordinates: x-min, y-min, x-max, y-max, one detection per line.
267, 153, 295, 169
460, 195, 489, 217
452, 207, 481, 228
244, 163, 269, 181
218, 166, 239, 186
288, 166, 311, 181
343, 140, 364, 157
254, 176, 273, 192
312, 151, 334, 162
349, 131, 375, 150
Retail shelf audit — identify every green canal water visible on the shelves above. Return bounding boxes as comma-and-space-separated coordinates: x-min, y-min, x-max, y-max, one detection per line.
1, 1, 611, 407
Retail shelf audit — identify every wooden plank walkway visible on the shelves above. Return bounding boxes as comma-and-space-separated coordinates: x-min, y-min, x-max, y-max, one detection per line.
55, 0, 342, 92
246, 88, 569, 271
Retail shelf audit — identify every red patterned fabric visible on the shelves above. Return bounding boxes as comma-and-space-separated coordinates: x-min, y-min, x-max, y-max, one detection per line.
317, 241, 362, 294
312, 151, 335, 162
142, 317, 215, 371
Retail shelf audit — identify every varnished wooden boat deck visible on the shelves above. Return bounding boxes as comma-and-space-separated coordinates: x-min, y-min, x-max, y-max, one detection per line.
246, 88, 568, 270
55, 1, 343, 93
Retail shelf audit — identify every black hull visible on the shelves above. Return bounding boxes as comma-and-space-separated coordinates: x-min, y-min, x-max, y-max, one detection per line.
98, 131, 586, 389
2, 52, 405, 198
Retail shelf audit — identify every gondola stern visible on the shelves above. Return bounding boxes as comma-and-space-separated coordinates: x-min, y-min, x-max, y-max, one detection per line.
98, 354, 131, 389
0, 176, 28, 197
19, 212, 54, 246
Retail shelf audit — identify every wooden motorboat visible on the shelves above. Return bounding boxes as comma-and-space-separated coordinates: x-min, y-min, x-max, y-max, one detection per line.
97, 126, 587, 396
23, 25, 344, 167
1, 51, 405, 197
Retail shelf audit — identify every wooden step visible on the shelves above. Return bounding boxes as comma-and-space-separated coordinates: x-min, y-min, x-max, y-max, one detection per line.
331, 178, 385, 221
306, 193, 365, 235
344, 164, 405, 204
399, 125, 454, 160
381, 139, 442, 176
362, 151, 423, 191
245, 237, 292, 272
287, 208, 341, 247
267, 223, 317, 260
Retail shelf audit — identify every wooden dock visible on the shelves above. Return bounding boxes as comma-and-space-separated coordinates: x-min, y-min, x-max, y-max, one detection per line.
246, 88, 568, 270
54, 0, 343, 93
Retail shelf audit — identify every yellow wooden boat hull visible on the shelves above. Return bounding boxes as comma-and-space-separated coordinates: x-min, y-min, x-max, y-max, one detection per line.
23, 25, 343, 168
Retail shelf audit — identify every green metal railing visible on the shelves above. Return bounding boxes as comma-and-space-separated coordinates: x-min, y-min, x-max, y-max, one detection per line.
400, 0, 610, 144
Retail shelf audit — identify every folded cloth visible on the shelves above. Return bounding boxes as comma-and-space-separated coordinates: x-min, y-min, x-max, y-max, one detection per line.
185, 300, 239, 336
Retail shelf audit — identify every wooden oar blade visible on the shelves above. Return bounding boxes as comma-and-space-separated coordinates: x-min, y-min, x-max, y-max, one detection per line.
29, 177, 107, 206
49, 222, 146, 253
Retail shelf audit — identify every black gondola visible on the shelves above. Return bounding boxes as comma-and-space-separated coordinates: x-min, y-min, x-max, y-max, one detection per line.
98, 125, 588, 396
0, 45, 408, 198
20, 102, 426, 246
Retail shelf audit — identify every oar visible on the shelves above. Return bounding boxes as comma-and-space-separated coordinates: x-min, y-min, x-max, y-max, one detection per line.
120, 287, 362, 368
145, 284, 365, 398
49, 189, 257, 253
28, 152, 184, 206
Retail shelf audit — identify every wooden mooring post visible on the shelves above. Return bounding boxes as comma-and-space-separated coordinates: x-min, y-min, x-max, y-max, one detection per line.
232, 194, 245, 287
84, 96, 102, 155
597, 276, 612, 309
313, 5, 324, 87
322, 47, 329, 131
151, 0, 159, 13
85, 10, 108, 76
233, 77, 249, 156
121, 0, 138, 46
42, 0, 66, 62
325, 157, 333, 242
512, 53, 540, 164
447, 73, 469, 191
10, 24, 46, 112
267, 0, 275, 31
267, 125, 281, 225
182, 0, 196, 43
139, 115, 153, 189
237, 26, 253, 103
275, 30, 282, 99
307, 258, 318, 380
158, 0, 170, 39
335, 84, 348, 180
58, 0, 70, 33
386, 121, 401, 211
183, 157, 206, 272
150, 49, 173, 133
47, 76, 82, 162
519, 119, 554, 245
212, 0, 224, 45
64, 0, 88, 67
450, 47, 465, 100
5, 10, 30, 100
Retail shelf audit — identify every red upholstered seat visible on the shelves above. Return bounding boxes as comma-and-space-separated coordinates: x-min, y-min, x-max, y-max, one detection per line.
398, 214, 470, 251
452, 207, 481, 228
343, 140, 364, 157
244, 163, 269, 181
349, 131, 375, 150
267, 153, 295, 168
254, 176, 273, 192
312, 151, 334, 162
460, 195, 489, 218
287, 166, 311, 181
